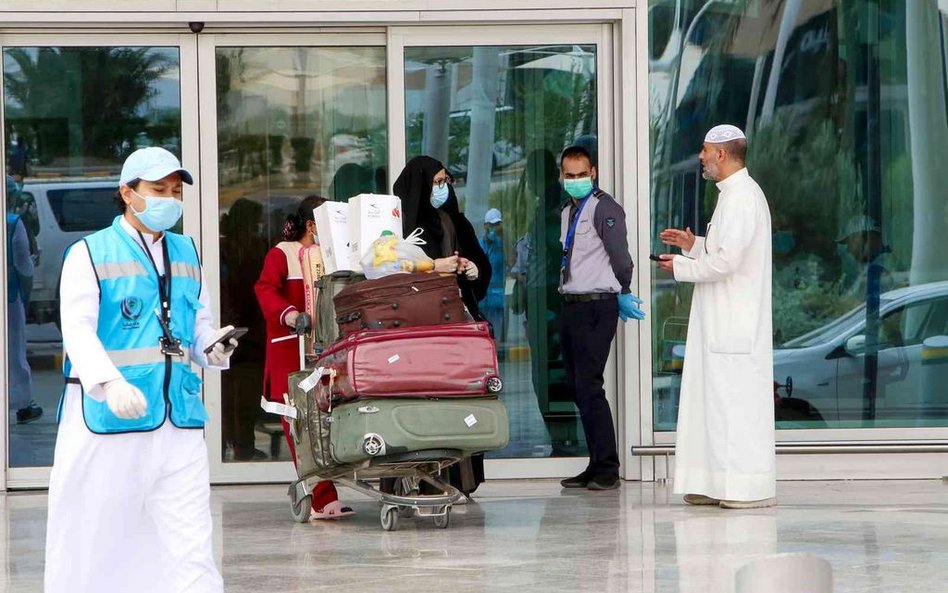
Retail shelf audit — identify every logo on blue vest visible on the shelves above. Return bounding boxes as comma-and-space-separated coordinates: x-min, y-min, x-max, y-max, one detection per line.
121, 297, 143, 325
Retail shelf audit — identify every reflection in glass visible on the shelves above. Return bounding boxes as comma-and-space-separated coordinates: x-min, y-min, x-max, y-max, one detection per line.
215, 46, 387, 462
405, 45, 597, 457
650, 1, 948, 430
3, 46, 181, 466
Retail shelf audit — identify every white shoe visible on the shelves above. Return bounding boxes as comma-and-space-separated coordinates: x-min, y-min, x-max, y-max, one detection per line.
719, 497, 777, 509
683, 493, 720, 506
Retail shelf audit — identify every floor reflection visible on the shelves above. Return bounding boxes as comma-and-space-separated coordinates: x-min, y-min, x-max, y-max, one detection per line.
2, 480, 948, 592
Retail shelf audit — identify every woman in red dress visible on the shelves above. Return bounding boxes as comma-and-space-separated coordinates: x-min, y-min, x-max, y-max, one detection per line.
254, 196, 354, 520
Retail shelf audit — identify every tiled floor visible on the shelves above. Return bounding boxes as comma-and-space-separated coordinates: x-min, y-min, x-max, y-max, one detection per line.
4, 479, 948, 592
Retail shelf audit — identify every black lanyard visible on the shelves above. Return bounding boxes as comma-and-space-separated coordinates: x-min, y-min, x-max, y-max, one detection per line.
136, 230, 182, 356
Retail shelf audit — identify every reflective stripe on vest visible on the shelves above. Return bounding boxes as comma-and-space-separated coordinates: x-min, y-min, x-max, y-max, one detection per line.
63, 216, 208, 434
94, 260, 148, 280
108, 345, 192, 367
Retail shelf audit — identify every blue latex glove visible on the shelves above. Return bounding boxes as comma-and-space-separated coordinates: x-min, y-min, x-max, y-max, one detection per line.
618, 293, 646, 322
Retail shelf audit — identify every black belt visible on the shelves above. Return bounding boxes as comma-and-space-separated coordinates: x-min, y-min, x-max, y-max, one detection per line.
65, 377, 81, 385
562, 292, 617, 303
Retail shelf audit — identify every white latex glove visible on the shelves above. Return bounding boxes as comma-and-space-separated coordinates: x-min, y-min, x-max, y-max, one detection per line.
207, 325, 239, 367
464, 260, 479, 280
103, 379, 148, 419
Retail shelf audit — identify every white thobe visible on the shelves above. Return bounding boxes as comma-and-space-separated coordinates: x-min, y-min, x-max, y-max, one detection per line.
45, 216, 225, 593
672, 168, 776, 502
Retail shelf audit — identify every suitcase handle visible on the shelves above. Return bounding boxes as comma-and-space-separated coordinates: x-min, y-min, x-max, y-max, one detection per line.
337, 311, 363, 324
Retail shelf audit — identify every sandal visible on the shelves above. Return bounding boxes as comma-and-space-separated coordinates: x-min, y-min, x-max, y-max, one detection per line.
309, 500, 356, 521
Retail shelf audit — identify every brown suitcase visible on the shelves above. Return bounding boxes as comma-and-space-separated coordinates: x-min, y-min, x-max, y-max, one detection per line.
333, 272, 472, 336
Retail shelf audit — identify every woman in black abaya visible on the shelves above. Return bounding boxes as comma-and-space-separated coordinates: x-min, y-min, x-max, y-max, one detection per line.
393, 155, 491, 321
390, 155, 492, 495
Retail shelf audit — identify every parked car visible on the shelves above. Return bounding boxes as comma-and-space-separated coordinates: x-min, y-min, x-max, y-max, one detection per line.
774, 281, 948, 424
19, 178, 119, 324
657, 282, 948, 426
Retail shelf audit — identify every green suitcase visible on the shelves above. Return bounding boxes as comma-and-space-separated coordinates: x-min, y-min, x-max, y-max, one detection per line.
287, 370, 340, 479
329, 398, 509, 465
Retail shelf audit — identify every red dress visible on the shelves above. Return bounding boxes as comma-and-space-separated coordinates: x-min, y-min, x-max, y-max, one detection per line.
254, 242, 337, 511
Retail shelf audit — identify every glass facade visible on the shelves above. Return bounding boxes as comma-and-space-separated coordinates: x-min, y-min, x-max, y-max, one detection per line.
215, 46, 387, 463
3, 46, 181, 467
404, 45, 597, 458
649, 0, 948, 430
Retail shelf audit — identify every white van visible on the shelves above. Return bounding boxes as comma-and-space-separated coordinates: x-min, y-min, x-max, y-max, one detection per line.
18, 178, 119, 324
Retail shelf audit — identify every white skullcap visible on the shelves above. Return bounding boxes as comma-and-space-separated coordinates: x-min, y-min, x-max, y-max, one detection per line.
704, 124, 746, 144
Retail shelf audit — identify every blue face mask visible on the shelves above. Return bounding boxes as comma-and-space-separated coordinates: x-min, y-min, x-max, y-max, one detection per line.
431, 183, 450, 209
563, 176, 594, 199
131, 190, 183, 232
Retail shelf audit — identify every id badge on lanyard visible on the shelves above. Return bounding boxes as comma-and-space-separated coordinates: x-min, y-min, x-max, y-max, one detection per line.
137, 230, 184, 357
561, 196, 590, 280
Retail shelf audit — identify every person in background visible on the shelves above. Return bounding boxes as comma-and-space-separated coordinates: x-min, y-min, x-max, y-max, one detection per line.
479, 207, 506, 341
6, 175, 40, 424
254, 195, 354, 520
393, 155, 492, 495
394, 155, 491, 322
220, 198, 268, 461
557, 144, 645, 492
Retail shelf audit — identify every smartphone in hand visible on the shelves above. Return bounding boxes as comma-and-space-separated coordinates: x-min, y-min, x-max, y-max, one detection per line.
203, 327, 248, 354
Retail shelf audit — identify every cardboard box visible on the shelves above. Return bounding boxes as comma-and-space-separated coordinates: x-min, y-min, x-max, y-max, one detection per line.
300, 244, 324, 356
314, 201, 351, 273
348, 194, 403, 273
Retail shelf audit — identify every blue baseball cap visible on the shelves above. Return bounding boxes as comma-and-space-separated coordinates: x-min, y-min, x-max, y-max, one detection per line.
119, 147, 194, 186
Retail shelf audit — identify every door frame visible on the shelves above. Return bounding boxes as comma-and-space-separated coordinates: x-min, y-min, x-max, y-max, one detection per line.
0, 32, 200, 489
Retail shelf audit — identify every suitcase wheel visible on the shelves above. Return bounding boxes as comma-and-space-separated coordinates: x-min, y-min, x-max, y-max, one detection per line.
363, 433, 387, 457
290, 494, 312, 523
486, 376, 504, 393
380, 505, 399, 531
433, 506, 450, 529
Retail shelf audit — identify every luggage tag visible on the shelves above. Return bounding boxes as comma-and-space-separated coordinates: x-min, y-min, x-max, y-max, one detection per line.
464, 414, 478, 428
260, 396, 298, 420
298, 366, 331, 393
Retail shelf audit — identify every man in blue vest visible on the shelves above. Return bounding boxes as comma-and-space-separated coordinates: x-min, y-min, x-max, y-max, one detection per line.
45, 148, 238, 593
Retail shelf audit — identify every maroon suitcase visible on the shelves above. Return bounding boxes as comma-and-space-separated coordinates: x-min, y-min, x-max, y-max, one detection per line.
313, 322, 503, 408
333, 272, 472, 336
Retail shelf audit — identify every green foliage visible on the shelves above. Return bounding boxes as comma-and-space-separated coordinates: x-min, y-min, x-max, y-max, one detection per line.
4, 47, 172, 165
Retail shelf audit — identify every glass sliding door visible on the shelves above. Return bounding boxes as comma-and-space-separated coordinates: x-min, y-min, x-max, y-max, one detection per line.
648, 0, 948, 438
391, 25, 615, 476
2, 36, 193, 483
198, 34, 387, 481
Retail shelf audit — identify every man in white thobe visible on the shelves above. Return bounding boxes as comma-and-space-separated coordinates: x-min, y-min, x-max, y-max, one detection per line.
658, 124, 776, 509
45, 148, 237, 592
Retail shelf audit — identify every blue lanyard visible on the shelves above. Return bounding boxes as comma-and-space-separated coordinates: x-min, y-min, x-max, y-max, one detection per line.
562, 194, 591, 268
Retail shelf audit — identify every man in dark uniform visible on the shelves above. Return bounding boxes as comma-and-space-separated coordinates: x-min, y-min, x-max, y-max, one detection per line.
557, 145, 645, 491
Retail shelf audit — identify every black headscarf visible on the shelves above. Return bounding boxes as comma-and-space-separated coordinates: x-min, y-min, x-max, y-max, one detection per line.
393, 155, 492, 319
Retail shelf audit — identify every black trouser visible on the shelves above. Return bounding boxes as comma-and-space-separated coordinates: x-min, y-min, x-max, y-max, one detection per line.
559, 298, 620, 478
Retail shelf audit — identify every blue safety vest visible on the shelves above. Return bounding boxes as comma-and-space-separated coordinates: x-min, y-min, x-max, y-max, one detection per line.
61, 216, 208, 434
7, 213, 22, 303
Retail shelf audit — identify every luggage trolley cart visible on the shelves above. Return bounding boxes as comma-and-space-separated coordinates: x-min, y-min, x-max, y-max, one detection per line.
288, 451, 466, 531
276, 364, 503, 531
